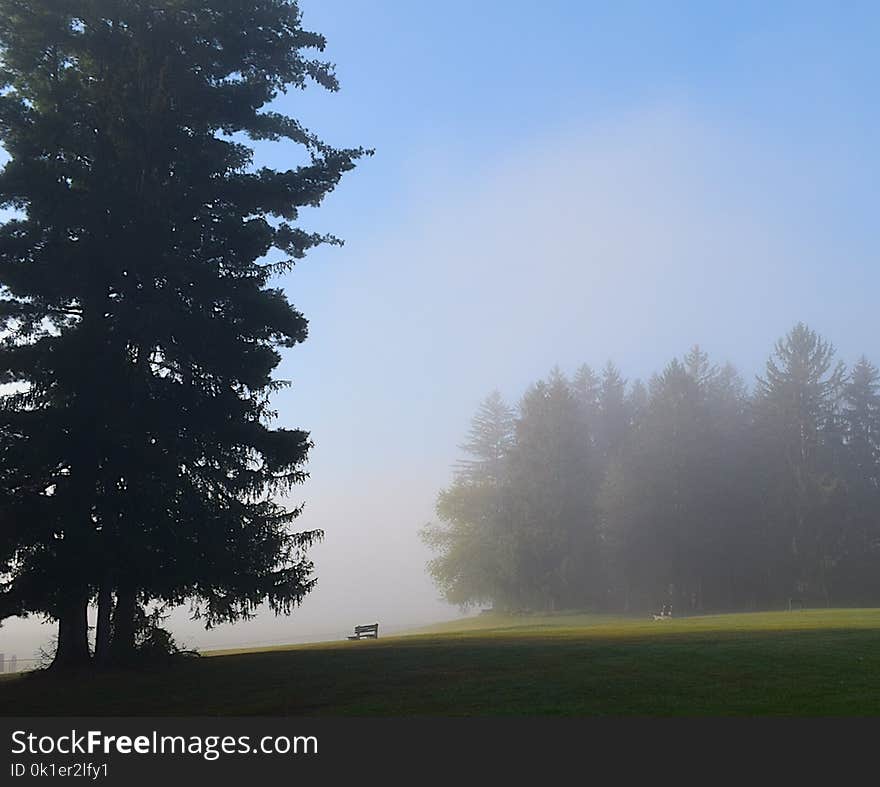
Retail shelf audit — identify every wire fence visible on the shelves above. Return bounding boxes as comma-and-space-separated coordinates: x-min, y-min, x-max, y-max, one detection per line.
0, 654, 43, 674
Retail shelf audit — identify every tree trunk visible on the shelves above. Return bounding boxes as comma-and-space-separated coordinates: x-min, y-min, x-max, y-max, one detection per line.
52, 594, 90, 670
94, 580, 114, 666
110, 586, 137, 664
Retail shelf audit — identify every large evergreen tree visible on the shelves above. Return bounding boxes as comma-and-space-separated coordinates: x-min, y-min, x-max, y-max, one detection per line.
0, 1, 366, 667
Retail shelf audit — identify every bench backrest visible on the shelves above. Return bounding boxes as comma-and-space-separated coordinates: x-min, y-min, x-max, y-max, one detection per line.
353, 624, 378, 636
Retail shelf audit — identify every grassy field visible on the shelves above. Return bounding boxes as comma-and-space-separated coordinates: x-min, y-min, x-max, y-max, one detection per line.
3, 609, 880, 715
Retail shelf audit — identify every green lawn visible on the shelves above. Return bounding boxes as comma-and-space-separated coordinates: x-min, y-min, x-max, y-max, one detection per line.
3, 609, 880, 715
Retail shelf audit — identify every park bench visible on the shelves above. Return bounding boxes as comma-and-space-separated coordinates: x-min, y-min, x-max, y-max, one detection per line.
347, 623, 379, 640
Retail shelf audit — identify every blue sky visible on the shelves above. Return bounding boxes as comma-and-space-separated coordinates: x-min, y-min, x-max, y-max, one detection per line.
5, 1, 880, 656
278, 0, 879, 386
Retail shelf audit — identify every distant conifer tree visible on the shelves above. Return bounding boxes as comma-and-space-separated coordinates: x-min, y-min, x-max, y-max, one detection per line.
755, 323, 847, 604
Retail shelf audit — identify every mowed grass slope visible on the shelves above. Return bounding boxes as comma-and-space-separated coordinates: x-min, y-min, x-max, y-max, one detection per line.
3, 609, 880, 716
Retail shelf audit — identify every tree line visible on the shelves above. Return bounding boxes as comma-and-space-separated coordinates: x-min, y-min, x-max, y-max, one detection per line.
422, 324, 880, 614
0, 1, 365, 669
